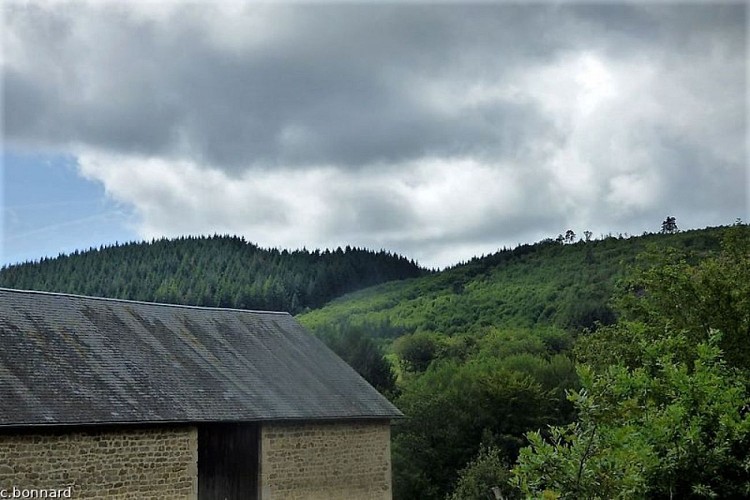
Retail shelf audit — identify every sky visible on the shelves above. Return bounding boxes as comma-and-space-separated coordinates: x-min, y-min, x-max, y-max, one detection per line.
2, 1, 748, 269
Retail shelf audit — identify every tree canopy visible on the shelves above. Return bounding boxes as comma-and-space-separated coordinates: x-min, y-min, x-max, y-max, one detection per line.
513, 223, 750, 499
0, 235, 426, 314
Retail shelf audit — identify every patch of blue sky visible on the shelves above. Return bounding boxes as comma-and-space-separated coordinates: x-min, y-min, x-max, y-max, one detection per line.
1, 150, 139, 267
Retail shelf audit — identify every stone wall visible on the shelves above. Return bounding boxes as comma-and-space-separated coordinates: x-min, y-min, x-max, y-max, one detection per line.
260, 420, 392, 500
0, 426, 197, 499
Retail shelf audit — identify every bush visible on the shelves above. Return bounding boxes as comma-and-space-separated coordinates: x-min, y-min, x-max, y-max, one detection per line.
448, 447, 518, 500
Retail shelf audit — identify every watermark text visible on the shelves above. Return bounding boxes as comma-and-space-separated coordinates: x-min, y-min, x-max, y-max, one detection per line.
0, 487, 72, 498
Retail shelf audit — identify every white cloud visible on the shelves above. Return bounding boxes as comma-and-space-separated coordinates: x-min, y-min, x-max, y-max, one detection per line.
76, 150, 551, 267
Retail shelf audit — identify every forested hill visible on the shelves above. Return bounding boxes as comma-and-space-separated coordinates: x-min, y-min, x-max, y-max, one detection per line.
0, 235, 427, 313
299, 226, 728, 338
295, 224, 743, 499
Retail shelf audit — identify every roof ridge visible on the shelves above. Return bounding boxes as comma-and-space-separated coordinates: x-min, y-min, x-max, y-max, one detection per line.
0, 287, 291, 316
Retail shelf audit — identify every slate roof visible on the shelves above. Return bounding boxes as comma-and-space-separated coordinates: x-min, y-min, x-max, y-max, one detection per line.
0, 288, 401, 427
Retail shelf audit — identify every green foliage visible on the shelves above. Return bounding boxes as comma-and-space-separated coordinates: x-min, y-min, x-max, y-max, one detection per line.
514, 335, 750, 499
583, 223, 750, 371
471, 327, 572, 360
318, 327, 397, 396
448, 447, 517, 500
514, 413, 653, 499
573, 320, 646, 371
515, 224, 750, 499
661, 216, 679, 234
0, 235, 426, 314
393, 332, 579, 500
393, 360, 556, 500
301, 227, 726, 337
392, 332, 448, 372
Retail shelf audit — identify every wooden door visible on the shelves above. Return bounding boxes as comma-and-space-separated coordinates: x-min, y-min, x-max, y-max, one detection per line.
198, 423, 259, 500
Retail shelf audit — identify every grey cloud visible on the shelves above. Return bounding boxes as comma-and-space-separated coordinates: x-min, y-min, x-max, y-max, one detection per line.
5, 3, 745, 170
3, 4, 607, 170
326, 189, 417, 235
347, 207, 566, 269
4, 3, 747, 267
658, 134, 747, 217
569, 4, 746, 57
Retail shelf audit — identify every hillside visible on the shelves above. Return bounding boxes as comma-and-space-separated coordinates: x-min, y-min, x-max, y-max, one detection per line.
294, 225, 743, 500
0, 235, 427, 314
299, 226, 727, 338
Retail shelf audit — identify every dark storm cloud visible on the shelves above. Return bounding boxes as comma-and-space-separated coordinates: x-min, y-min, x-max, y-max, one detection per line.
6, 3, 744, 171
3, 3, 605, 170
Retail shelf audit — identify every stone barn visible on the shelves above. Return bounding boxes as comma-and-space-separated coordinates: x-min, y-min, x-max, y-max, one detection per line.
0, 288, 401, 499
